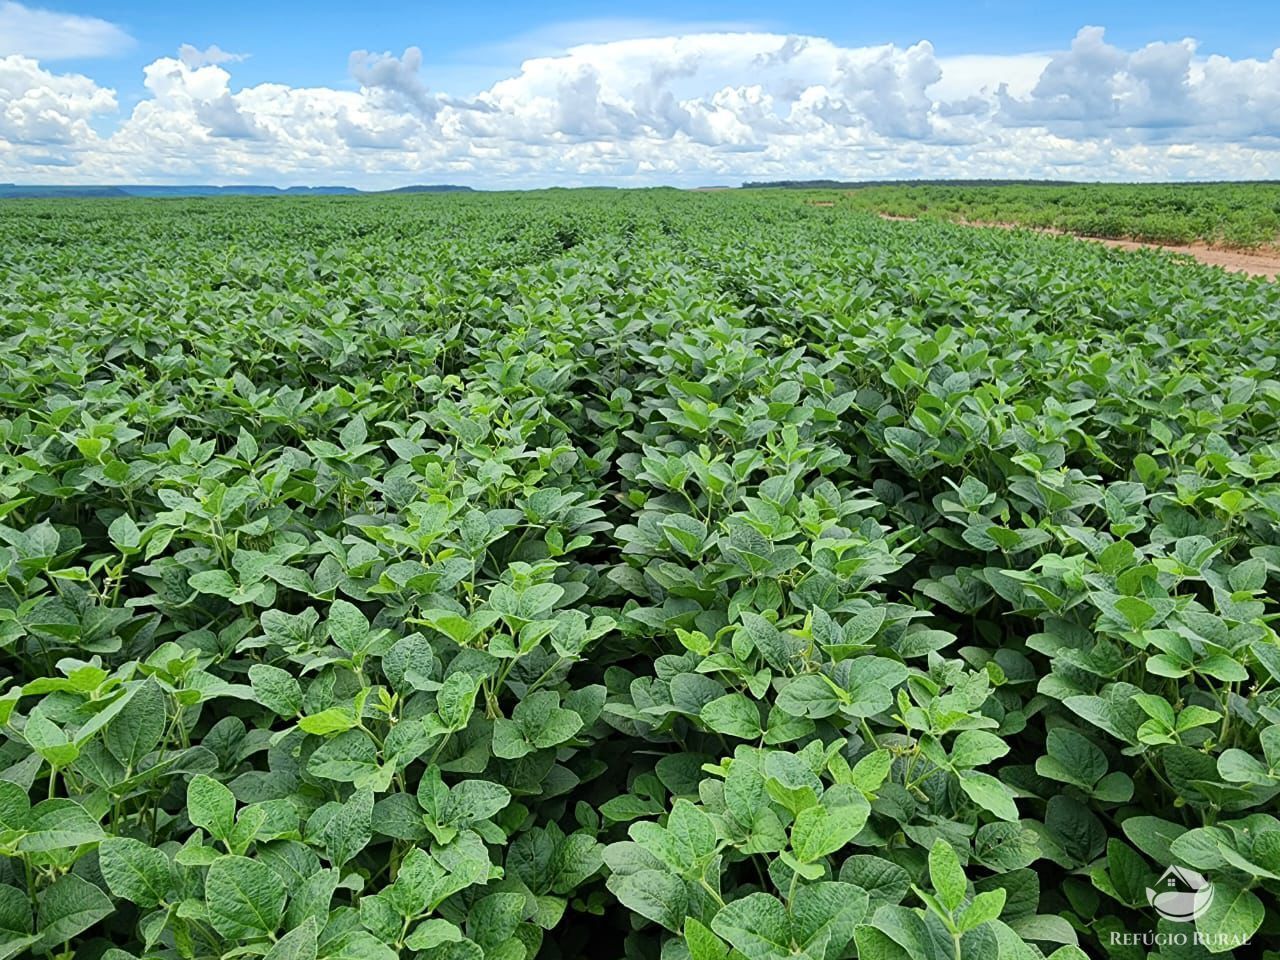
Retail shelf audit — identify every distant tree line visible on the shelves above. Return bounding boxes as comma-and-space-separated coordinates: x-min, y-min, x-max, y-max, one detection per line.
741, 179, 1280, 189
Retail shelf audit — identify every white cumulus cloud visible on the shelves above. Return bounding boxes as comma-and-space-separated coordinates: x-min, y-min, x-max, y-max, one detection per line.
178, 44, 248, 69
998, 26, 1280, 143
0, 54, 115, 145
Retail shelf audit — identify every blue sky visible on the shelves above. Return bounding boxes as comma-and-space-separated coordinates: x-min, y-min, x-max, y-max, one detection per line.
3, 1, 1280, 186
50, 1, 1280, 97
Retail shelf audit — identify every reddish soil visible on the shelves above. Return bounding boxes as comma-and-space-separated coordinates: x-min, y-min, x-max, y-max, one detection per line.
1087, 237, 1280, 280
874, 213, 1280, 280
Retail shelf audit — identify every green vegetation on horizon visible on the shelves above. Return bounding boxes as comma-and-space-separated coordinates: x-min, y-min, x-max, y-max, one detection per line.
0, 191, 1279, 960
817, 182, 1280, 248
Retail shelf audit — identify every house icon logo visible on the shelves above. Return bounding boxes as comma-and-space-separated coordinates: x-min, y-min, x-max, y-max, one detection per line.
1146, 865, 1215, 922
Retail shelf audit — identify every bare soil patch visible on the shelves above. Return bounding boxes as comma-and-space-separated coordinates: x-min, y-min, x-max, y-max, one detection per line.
874, 213, 1280, 280
1088, 238, 1280, 280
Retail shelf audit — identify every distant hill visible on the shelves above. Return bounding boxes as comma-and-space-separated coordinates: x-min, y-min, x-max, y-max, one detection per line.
0, 183, 474, 199
741, 179, 1089, 189
0, 185, 135, 198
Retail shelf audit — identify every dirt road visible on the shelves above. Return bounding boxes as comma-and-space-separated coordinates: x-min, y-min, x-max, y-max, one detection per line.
869, 213, 1280, 280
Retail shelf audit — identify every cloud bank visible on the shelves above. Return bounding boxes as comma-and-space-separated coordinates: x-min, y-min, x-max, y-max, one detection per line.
3, 25, 1280, 186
